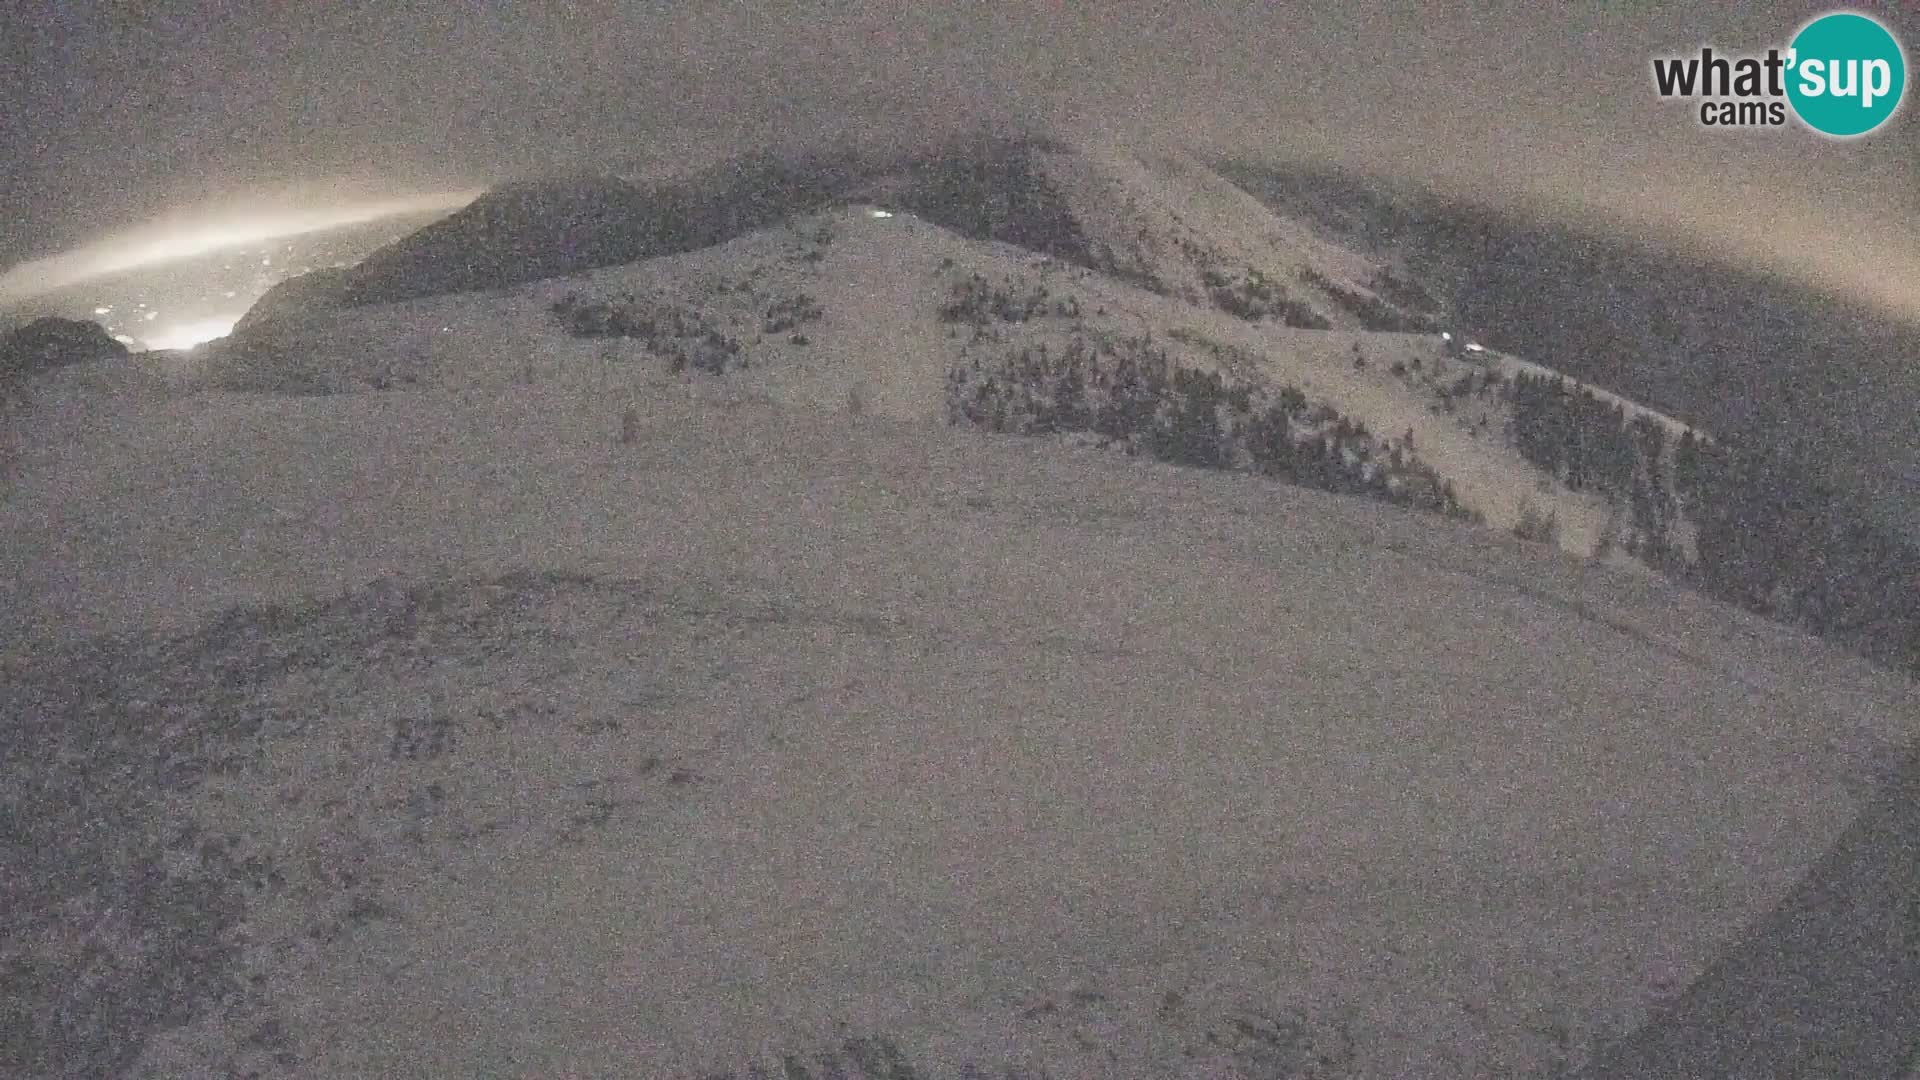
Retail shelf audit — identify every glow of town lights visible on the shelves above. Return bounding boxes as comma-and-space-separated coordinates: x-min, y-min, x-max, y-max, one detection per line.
0, 190, 483, 304
143, 316, 241, 352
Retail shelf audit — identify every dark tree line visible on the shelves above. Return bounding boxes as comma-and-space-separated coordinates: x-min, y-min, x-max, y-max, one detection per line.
937, 274, 1070, 326
1683, 437, 1920, 671
1298, 267, 1440, 333
1507, 370, 1680, 566
945, 334, 1475, 522
550, 292, 742, 374
763, 293, 825, 334
1365, 266, 1443, 315
1199, 268, 1331, 329
1506, 367, 1920, 673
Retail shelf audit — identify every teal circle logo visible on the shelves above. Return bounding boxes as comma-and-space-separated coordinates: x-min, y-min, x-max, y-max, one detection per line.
1786, 11, 1907, 137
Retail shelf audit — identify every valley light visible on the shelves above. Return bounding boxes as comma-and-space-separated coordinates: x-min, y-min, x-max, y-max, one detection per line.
144, 316, 240, 351
868, 208, 894, 219
1464, 342, 1486, 353
0, 189, 482, 305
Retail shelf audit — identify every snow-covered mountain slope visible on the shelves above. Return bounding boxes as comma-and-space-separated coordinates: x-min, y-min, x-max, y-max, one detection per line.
199, 180, 1686, 567
1028, 140, 1397, 322
3, 368, 1915, 1078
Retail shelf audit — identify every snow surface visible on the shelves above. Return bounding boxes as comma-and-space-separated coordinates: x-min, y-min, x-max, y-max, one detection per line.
3, 363, 1915, 1077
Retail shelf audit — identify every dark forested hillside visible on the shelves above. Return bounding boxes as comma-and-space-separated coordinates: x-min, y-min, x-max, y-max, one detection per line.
1502, 366, 1920, 673
302, 136, 1098, 313
1217, 160, 1920, 521
1224, 157, 1920, 674
337, 154, 874, 306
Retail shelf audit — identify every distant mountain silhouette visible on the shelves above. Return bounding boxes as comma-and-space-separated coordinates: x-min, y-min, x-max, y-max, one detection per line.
867, 132, 1093, 268
233, 267, 358, 336
259, 135, 1093, 315
2, 316, 128, 380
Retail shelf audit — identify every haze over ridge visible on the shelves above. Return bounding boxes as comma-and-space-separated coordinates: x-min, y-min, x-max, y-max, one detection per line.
2, 2, 1913, 323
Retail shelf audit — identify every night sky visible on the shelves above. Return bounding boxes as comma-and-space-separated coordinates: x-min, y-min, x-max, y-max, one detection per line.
2, 2, 1914, 318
